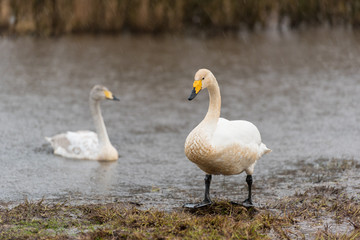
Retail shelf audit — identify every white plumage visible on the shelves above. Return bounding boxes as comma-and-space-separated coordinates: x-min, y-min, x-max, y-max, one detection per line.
46, 85, 119, 161
46, 131, 99, 160
213, 118, 262, 148
184, 69, 271, 208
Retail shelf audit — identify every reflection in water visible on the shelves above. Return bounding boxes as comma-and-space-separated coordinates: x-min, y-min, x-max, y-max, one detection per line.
92, 161, 118, 192
0, 29, 359, 209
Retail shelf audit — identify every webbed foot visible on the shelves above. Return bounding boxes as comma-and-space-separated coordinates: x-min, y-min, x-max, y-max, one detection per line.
242, 198, 254, 208
183, 200, 212, 209
229, 200, 254, 208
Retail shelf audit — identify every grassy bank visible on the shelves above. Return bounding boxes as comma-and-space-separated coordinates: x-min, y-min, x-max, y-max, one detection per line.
1, 0, 360, 36
1, 186, 359, 239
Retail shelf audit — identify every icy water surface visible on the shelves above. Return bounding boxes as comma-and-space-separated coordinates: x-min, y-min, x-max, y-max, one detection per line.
0, 29, 359, 210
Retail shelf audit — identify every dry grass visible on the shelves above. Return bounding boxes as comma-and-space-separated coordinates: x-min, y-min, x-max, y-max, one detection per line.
1, 186, 360, 239
1, 0, 360, 36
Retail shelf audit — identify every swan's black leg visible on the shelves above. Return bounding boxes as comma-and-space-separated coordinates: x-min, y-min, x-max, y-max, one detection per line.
183, 174, 213, 208
242, 175, 254, 207
203, 174, 212, 203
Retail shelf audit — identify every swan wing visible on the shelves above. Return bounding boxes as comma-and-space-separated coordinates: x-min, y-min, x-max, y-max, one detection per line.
46, 131, 99, 159
212, 118, 262, 147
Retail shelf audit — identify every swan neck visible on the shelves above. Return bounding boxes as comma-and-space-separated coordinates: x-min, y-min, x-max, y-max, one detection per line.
203, 79, 221, 125
90, 99, 111, 147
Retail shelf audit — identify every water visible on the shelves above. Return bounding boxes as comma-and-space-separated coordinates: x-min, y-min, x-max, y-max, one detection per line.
0, 29, 359, 210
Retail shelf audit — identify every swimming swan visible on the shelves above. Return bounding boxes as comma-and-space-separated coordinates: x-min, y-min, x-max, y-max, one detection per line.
184, 69, 271, 208
46, 85, 119, 161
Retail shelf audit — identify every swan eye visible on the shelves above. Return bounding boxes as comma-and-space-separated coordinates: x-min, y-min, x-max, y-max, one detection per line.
202, 77, 205, 80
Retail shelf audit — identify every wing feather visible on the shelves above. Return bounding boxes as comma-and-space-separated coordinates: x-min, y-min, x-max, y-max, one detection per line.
46, 131, 99, 159
211, 118, 262, 147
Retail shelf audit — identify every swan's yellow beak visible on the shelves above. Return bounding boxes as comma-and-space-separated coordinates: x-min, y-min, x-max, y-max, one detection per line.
104, 90, 120, 101
188, 80, 202, 101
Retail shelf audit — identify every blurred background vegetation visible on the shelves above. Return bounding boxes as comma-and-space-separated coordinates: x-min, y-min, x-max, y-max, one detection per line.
1, 0, 360, 36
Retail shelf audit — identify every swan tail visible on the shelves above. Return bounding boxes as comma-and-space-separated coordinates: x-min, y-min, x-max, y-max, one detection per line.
260, 143, 271, 156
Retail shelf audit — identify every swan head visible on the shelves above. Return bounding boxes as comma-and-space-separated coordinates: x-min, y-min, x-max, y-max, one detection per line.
90, 85, 120, 101
188, 69, 214, 101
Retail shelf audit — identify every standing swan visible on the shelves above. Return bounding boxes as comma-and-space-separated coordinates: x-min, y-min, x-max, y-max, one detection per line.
46, 85, 119, 161
184, 69, 271, 208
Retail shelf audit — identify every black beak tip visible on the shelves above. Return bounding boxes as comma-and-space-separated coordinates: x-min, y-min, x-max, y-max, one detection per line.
113, 96, 120, 101
188, 88, 197, 101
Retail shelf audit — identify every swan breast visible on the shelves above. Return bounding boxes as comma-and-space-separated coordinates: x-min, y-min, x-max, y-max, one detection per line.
185, 128, 215, 164
185, 118, 270, 175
